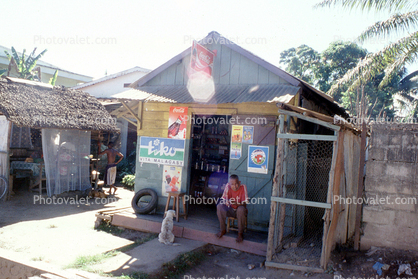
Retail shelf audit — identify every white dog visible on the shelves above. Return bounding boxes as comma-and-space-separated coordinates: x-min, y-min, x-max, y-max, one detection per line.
159, 210, 176, 245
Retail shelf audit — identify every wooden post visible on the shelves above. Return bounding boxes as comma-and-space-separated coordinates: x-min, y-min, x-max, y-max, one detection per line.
138, 100, 143, 131
320, 130, 339, 268
6, 120, 12, 200
321, 130, 345, 268
277, 137, 288, 248
266, 115, 285, 261
354, 121, 367, 250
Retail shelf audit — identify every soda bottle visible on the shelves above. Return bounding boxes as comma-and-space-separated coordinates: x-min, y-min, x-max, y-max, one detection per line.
168, 117, 182, 138
169, 175, 179, 191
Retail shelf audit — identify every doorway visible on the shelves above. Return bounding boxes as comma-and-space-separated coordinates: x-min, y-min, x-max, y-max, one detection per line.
188, 115, 231, 216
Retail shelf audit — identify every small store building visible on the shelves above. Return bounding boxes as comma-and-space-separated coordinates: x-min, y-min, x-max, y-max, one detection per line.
111, 31, 364, 271
112, 31, 345, 226
0, 77, 118, 199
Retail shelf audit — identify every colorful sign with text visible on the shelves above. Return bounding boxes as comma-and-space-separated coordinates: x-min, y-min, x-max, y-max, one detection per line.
168, 106, 188, 139
190, 40, 216, 77
248, 145, 269, 174
139, 137, 185, 166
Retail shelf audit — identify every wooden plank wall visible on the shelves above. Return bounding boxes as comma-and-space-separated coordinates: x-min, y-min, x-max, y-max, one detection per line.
143, 42, 290, 86
137, 102, 286, 137
321, 129, 361, 268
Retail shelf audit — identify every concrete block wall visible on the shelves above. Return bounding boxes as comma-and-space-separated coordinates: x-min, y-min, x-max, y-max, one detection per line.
361, 124, 418, 250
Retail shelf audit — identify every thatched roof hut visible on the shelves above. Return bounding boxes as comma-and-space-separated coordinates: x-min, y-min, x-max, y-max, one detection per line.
0, 77, 118, 131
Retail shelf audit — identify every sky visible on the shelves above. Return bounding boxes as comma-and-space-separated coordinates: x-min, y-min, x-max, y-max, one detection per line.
2, 0, 399, 79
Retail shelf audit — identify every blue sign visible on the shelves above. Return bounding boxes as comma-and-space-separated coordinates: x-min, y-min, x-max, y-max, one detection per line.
139, 137, 185, 166
248, 145, 269, 174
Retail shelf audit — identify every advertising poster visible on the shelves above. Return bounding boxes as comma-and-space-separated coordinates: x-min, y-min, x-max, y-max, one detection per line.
168, 106, 188, 139
162, 165, 182, 196
248, 145, 269, 174
190, 40, 216, 77
231, 125, 243, 143
139, 137, 185, 166
230, 142, 242, 160
242, 126, 254, 144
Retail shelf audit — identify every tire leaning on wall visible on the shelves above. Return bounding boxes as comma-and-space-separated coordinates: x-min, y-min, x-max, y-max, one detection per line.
131, 188, 158, 214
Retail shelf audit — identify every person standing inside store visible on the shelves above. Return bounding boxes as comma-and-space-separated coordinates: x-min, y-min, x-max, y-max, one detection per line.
98, 142, 124, 195
216, 174, 249, 243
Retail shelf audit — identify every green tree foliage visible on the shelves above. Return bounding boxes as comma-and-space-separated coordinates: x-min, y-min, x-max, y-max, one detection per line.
4, 47, 47, 81
280, 44, 320, 84
315, 0, 418, 95
49, 69, 59, 86
280, 41, 400, 117
316, 41, 368, 93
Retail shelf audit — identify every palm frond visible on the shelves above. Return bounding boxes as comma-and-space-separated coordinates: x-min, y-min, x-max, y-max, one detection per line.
314, 0, 416, 13
328, 31, 418, 95
27, 49, 47, 73
399, 70, 418, 90
49, 69, 59, 86
11, 47, 20, 65
358, 11, 418, 43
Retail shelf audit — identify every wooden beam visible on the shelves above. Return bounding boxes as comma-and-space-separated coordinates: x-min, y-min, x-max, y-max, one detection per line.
121, 101, 141, 123
278, 109, 340, 131
278, 102, 335, 123
266, 115, 285, 261
354, 122, 367, 250
111, 100, 139, 117
265, 261, 324, 273
271, 197, 331, 209
137, 101, 143, 130
320, 131, 338, 268
321, 131, 345, 268
6, 120, 12, 200
120, 115, 137, 127
277, 133, 337, 141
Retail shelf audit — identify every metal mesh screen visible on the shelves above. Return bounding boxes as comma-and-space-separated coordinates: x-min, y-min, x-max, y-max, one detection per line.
271, 139, 334, 269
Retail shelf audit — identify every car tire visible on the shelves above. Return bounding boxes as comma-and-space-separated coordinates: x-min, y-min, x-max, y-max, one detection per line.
131, 188, 158, 214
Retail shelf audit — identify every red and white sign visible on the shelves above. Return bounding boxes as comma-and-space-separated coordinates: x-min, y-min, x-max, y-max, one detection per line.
167, 106, 188, 139
190, 41, 216, 77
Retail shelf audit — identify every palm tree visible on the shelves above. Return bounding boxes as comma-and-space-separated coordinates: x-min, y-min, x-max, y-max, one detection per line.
316, 0, 418, 96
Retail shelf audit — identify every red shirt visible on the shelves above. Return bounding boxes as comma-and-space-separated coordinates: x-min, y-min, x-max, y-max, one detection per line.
221, 183, 249, 209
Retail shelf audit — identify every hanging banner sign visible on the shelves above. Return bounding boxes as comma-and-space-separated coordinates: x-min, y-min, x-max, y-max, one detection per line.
190, 40, 216, 77
168, 106, 188, 139
139, 137, 185, 166
248, 145, 269, 174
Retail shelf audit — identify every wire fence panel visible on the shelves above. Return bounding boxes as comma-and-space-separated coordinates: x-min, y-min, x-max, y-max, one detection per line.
271, 138, 334, 269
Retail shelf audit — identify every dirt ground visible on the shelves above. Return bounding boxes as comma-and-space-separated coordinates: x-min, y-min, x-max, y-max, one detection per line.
181, 244, 418, 279
1, 186, 417, 279
0, 186, 147, 269
182, 245, 332, 279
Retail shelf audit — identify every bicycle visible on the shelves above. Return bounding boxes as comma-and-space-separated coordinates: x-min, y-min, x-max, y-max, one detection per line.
0, 164, 8, 200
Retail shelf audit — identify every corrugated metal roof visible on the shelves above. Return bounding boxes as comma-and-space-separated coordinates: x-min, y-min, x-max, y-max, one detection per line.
113, 84, 299, 104
72, 67, 150, 90
111, 88, 176, 103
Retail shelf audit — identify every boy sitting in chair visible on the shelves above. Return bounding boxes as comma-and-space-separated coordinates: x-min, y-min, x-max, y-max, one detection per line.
216, 174, 248, 243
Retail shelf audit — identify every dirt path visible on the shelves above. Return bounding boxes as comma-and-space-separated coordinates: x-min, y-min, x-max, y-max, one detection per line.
180, 245, 332, 279
0, 188, 141, 269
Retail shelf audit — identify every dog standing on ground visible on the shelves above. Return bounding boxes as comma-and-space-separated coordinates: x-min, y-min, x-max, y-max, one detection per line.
159, 210, 177, 245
